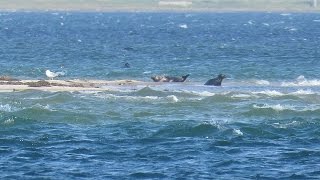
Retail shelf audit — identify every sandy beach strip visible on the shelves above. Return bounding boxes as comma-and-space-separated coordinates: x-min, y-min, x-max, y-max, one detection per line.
0, 79, 149, 92
0, 0, 318, 12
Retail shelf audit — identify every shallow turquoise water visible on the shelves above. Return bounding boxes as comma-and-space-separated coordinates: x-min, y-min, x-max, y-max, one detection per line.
0, 12, 320, 179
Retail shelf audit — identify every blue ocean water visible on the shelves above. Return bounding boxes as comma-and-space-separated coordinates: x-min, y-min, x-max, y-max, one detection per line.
0, 12, 320, 179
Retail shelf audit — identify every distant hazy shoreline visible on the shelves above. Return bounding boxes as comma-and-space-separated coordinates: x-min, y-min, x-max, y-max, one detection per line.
0, 0, 319, 13
0, 7, 319, 13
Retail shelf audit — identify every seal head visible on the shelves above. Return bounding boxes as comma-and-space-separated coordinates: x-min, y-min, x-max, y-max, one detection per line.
204, 74, 226, 86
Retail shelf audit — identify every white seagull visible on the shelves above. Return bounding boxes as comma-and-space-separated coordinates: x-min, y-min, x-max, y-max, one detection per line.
45, 70, 65, 80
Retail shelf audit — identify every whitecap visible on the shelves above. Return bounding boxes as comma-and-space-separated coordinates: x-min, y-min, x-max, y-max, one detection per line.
32, 104, 55, 111
290, 89, 315, 95
273, 121, 299, 129
313, 19, 320, 22
302, 105, 320, 111
296, 75, 306, 82
253, 104, 291, 111
281, 76, 320, 87
255, 80, 270, 85
280, 13, 291, 16
269, 104, 288, 111
0, 104, 19, 112
189, 91, 215, 97
3, 118, 14, 125
143, 71, 152, 74
167, 95, 178, 103
253, 90, 284, 96
256, 103, 320, 112
233, 129, 243, 136
97, 93, 161, 102
231, 94, 251, 98
179, 24, 188, 29
247, 20, 254, 25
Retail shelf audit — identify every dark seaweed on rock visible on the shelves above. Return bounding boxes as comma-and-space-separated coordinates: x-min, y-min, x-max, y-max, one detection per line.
26, 81, 85, 88
0, 81, 24, 85
50, 82, 69, 87
68, 83, 84, 87
25, 80, 51, 87
0, 76, 20, 81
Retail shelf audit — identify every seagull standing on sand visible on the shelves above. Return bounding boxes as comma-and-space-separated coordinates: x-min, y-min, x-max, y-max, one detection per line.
45, 70, 65, 80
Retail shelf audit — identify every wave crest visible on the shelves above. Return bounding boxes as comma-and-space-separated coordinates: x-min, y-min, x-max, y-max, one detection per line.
282, 76, 320, 87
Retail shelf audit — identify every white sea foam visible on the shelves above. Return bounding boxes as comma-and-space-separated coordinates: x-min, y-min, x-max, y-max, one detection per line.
313, 19, 320, 22
233, 129, 243, 136
281, 75, 320, 87
167, 95, 179, 103
253, 104, 293, 111
253, 90, 284, 96
0, 104, 19, 112
143, 71, 152, 74
255, 80, 270, 85
97, 93, 181, 103
247, 20, 254, 25
179, 24, 188, 29
262, 23, 270, 26
253, 104, 320, 112
188, 91, 215, 97
302, 105, 320, 111
32, 104, 55, 111
273, 121, 299, 129
289, 28, 297, 31
119, 95, 159, 101
254, 104, 283, 111
290, 89, 315, 95
231, 94, 251, 98
3, 118, 14, 125
280, 13, 291, 16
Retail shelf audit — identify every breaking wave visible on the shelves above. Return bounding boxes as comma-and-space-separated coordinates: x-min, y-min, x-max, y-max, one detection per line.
281, 76, 320, 87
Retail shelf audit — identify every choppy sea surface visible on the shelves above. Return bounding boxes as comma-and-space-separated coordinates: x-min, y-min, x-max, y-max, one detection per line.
1, 12, 320, 179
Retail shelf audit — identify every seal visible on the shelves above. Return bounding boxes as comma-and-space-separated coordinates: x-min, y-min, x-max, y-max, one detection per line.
151, 74, 190, 82
124, 62, 131, 68
204, 74, 226, 86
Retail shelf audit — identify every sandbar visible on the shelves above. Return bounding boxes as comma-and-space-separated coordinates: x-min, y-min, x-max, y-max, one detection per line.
0, 79, 149, 92
0, 0, 319, 12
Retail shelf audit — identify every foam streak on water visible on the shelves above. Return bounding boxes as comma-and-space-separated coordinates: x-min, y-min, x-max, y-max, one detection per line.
0, 12, 320, 179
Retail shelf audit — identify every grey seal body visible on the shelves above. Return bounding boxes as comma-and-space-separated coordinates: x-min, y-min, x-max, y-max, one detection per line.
204, 74, 226, 86
123, 63, 130, 68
